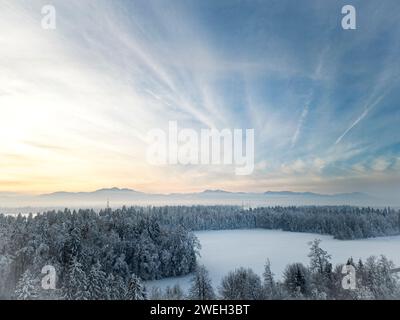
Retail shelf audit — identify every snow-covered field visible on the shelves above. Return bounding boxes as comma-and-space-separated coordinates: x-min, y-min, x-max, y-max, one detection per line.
147, 229, 400, 291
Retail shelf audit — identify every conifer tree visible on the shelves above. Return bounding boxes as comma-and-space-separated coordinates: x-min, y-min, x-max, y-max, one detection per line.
14, 269, 39, 300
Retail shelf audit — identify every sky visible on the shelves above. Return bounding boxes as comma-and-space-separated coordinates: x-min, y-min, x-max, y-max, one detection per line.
0, 0, 399, 201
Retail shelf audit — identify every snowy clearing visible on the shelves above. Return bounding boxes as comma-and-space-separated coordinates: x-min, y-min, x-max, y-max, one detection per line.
147, 229, 400, 291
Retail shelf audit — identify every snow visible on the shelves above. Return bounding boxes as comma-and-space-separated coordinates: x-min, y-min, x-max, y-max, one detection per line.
146, 229, 400, 291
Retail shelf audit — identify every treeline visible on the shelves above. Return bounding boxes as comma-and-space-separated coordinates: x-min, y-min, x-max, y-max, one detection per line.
7, 238, 400, 300
0, 208, 199, 299
146, 205, 400, 239
153, 240, 400, 300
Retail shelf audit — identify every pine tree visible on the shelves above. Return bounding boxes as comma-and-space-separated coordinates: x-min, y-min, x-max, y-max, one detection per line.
262, 259, 275, 299
105, 274, 128, 300
88, 261, 107, 299
283, 263, 311, 298
308, 239, 331, 274
125, 274, 146, 300
63, 257, 90, 300
308, 239, 333, 296
113, 254, 130, 279
104, 274, 116, 299
14, 269, 39, 300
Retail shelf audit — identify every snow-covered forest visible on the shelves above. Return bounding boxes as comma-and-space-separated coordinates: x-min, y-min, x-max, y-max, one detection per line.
147, 205, 400, 239
0, 208, 198, 299
1, 205, 399, 300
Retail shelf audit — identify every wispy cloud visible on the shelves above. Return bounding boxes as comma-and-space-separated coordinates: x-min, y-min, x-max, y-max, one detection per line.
291, 105, 309, 147
0, 0, 399, 197
371, 157, 391, 172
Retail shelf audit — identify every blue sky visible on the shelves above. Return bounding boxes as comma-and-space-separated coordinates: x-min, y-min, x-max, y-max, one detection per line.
0, 0, 399, 200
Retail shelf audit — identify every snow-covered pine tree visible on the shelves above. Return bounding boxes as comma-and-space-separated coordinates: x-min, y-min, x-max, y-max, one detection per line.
63, 257, 90, 300
262, 259, 275, 299
364, 255, 399, 299
308, 239, 332, 274
283, 263, 311, 298
88, 261, 107, 299
14, 269, 39, 300
112, 254, 130, 280
125, 274, 146, 300
308, 239, 334, 295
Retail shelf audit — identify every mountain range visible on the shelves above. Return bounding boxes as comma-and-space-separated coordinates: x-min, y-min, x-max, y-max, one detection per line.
0, 187, 392, 213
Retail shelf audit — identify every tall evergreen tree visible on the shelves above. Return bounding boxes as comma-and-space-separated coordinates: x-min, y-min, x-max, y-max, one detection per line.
308, 239, 332, 274
125, 274, 146, 300
262, 259, 275, 299
14, 269, 39, 300
63, 257, 90, 300
88, 261, 107, 299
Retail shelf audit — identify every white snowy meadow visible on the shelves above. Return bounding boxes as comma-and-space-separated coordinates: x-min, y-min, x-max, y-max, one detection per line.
147, 229, 400, 291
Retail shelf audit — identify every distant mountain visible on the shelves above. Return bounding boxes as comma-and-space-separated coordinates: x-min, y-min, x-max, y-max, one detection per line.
264, 191, 319, 197
39, 187, 146, 205
42, 187, 143, 197
95, 187, 143, 194
37, 187, 376, 206
0, 187, 388, 211
201, 189, 234, 194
